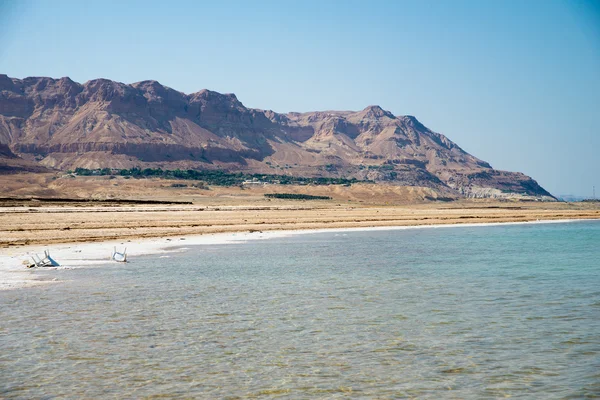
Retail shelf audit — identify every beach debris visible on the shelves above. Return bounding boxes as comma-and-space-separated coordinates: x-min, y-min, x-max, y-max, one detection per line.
111, 247, 127, 263
27, 250, 60, 268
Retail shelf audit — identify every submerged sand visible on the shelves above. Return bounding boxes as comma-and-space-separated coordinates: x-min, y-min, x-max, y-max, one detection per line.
0, 230, 279, 290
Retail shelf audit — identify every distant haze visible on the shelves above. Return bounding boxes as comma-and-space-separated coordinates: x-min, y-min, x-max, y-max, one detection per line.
0, 0, 598, 196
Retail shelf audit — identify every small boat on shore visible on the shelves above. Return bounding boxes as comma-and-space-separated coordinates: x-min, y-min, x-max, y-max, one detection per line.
28, 250, 60, 268
111, 247, 127, 263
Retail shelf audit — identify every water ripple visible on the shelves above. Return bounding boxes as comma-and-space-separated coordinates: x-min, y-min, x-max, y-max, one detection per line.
1, 221, 599, 398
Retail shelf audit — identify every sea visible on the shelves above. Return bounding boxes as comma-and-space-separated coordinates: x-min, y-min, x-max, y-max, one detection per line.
1, 220, 599, 399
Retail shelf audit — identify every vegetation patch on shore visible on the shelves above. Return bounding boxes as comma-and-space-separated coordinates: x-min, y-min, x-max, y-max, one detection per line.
264, 193, 332, 200
71, 168, 363, 186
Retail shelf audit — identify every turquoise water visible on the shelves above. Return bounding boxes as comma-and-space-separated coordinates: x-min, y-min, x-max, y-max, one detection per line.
1, 221, 599, 398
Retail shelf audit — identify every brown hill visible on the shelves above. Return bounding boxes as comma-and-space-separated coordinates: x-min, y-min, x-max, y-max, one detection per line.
0, 143, 50, 173
0, 74, 554, 200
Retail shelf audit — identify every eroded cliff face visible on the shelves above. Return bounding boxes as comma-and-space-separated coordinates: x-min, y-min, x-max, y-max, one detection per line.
0, 75, 554, 199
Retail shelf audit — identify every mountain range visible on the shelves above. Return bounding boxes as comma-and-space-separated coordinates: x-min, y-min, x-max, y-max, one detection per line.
0, 74, 554, 200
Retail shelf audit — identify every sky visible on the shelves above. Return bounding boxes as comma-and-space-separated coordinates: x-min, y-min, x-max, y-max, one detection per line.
0, 0, 599, 197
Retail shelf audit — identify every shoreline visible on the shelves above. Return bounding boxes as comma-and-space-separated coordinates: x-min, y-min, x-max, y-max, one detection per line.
1, 218, 596, 291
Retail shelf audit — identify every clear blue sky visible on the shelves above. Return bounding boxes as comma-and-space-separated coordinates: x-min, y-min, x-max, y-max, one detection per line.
1, 0, 599, 196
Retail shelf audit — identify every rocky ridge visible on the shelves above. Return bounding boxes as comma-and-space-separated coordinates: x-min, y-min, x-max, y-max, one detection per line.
0, 75, 554, 200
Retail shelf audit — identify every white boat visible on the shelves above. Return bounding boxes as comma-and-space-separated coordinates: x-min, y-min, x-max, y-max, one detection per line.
28, 250, 60, 268
111, 247, 127, 263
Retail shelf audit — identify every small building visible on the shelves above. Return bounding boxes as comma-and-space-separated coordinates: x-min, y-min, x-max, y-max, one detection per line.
242, 178, 267, 186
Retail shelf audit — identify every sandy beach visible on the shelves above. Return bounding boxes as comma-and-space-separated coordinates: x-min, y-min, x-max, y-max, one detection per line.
2, 198, 599, 247
1, 196, 599, 290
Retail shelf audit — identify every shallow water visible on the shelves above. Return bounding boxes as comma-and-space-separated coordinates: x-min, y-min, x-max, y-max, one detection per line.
1, 221, 599, 398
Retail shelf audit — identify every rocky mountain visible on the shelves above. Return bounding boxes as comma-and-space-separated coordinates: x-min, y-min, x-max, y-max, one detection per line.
0, 75, 554, 200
